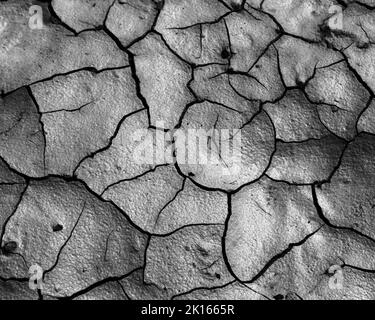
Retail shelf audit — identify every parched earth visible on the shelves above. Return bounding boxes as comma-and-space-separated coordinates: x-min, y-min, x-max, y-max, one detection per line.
0, 0, 375, 300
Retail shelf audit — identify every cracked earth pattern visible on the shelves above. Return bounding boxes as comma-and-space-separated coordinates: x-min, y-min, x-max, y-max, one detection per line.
0, 0, 375, 301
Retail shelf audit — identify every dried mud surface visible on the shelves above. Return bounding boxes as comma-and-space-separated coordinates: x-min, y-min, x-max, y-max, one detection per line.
0, 0, 375, 300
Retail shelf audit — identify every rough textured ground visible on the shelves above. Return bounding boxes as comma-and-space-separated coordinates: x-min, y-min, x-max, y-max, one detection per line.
0, 0, 375, 300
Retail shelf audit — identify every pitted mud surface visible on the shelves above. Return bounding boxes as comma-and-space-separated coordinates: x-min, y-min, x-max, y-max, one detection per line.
0, 0, 374, 300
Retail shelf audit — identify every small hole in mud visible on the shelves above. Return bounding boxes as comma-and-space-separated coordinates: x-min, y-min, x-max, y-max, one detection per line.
227, 67, 234, 73
221, 48, 231, 59
2, 241, 18, 254
52, 224, 63, 232
188, 172, 195, 177
215, 273, 221, 279
358, 42, 370, 50
274, 294, 284, 300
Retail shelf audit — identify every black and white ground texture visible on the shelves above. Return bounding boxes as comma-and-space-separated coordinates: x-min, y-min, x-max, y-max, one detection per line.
0, 0, 375, 300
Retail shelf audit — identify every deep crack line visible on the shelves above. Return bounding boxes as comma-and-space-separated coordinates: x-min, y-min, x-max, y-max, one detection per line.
43, 201, 87, 276
311, 184, 375, 244
126, 51, 153, 127
26, 87, 46, 175
56, 267, 143, 300
72, 107, 148, 177
246, 226, 323, 283
154, 178, 186, 226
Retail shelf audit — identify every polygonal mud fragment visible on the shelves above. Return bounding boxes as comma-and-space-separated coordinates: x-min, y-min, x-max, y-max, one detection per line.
323, 3, 375, 93
305, 61, 370, 140
155, 0, 229, 30
0, 280, 38, 300
253, 226, 375, 300
175, 282, 269, 300
0, 0, 128, 92
145, 225, 232, 297
106, 0, 158, 48
306, 61, 370, 113
267, 136, 346, 184
358, 100, 375, 134
315, 133, 375, 239
263, 89, 331, 142
119, 269, 169, 300
225, 8, 279, 72
274, 36, 342, 87
31, 68, 143, 176
1, 179, 91, 278
156, 25, 203, 65
191, 64, 260, 119
75, 109, 156, 194
260, 0, 336, 41
226, 177, 322, 281
73, 281, 128, 300
323, 3, 375, 50
129, 32, 195, 129
102, 165, 186, 234
51, 0, 113, 33
0, 88, 45, 177
228, 46, 285, 102
40, 183, 147, 298
177, 101, 275, 191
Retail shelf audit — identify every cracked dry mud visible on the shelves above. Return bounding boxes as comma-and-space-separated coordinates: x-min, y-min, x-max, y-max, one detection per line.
0, 0, 375, 301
